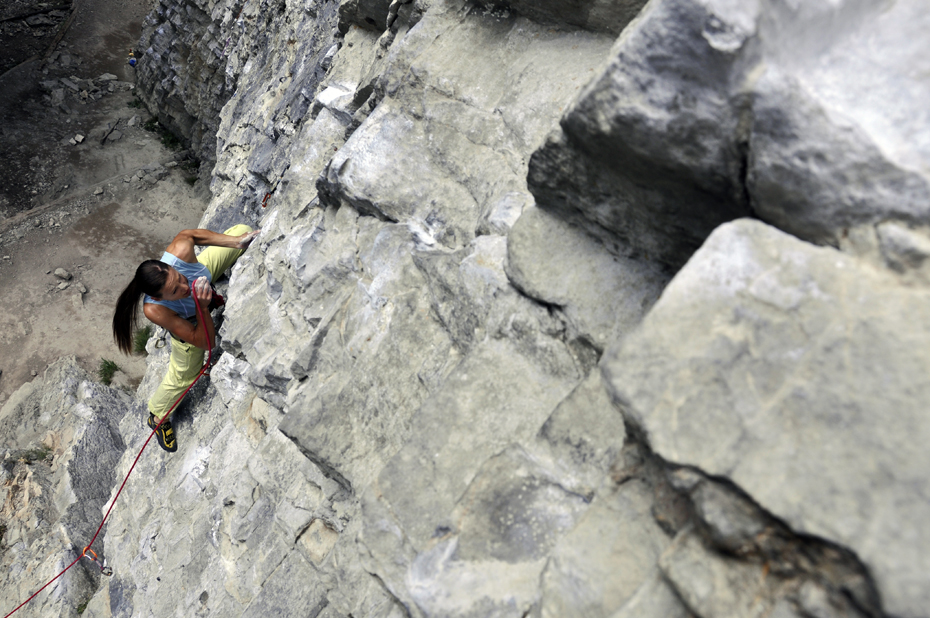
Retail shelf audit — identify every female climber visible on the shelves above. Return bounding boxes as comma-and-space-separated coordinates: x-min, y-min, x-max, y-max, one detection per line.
112, 225, 259, 452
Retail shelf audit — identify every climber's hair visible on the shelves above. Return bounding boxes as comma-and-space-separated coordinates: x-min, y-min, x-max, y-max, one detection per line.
112, 260, 169, 354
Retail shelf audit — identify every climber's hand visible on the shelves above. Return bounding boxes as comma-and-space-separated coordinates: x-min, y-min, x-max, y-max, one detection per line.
236, 230, 260, 250
192, 276, 212, 306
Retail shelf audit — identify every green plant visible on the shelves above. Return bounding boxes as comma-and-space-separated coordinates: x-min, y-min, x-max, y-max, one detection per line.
161, 131, 182, 150
127, 98, 145, 109
185, 176, 198, 186
76, 601, 88, 614
133, 325, 153, 355
15, 445, 52, 464
97, 359, 120, 385
142, 117, 183, 150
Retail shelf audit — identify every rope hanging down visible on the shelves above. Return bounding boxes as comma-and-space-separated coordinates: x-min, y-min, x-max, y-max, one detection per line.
3, 293, 214, 618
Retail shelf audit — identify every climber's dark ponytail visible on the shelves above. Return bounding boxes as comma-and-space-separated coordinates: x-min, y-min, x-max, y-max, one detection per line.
112, 260, 169, 354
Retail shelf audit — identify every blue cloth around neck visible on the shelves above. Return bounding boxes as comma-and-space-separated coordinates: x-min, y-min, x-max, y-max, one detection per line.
143, 252, 211, 319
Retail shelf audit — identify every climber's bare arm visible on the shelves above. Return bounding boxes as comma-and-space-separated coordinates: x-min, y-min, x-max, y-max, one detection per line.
165, 229, 260, 263
142, 279, 216, 350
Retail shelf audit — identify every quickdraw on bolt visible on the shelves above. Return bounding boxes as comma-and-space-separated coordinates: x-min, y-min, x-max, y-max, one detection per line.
81, 547, 113, 577
261, 165, 289, 208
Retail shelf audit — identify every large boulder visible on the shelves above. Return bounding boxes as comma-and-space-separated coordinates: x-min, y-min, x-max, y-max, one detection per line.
746, 0, 930, 244
604, 219, 930, 618
529, 0, 930, 270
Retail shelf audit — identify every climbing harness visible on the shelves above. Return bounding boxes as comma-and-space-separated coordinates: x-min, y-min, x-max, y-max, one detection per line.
3, 294, 214, 618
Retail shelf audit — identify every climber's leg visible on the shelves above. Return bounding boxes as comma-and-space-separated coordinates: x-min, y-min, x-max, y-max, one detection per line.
197, 224, 254, 280
147, 337, 205, 422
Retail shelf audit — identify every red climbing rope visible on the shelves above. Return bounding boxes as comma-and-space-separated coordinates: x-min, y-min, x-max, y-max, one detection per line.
3, 293, 213, 618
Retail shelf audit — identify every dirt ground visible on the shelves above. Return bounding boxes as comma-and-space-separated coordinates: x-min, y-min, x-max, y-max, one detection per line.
0, 0, 212, 405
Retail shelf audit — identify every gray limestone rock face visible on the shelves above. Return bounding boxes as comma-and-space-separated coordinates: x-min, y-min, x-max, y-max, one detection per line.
506, 205, 668, 352
382, 447, 593, 617
876, 221, 930, 275
534, 369, 627, 495
318, 6, 615, 250
528, 0, 757, 270
87, 379, 390, 618
366, 331, 583, 551
276, 215, 458, 490
135, 0, 342, 167
338, 0, 394, 33
604, 218, 930, 618
452, 447, 592, 565
660, 528, 773, 618
537, 478, 671, 617
529, 0, 930, 270
472, 0, 648, 35
18, 0, 915, 615
204, 21, 632, 617
608, 569, 692, 618
0, 358, 130, 618
746, 0, 930, 244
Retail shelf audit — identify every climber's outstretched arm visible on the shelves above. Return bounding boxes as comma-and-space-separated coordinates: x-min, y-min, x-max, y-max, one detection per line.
165, 229, 260, 263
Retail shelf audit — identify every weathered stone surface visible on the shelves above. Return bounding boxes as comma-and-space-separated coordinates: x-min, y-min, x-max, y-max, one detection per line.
746, 0, 930, 244
0, 359, 129, 618
374, 447, 592, 617
660, 529, 772, 618
528, 0, 756, 269
537, 478, 670, 617
319, 7, 614, 250
874, 221, 930, 284
267, 212, 457, 489
507, 205, 667, 351
368, 331, 582, 548
613, 570, 692, 618
530, 0, 930, 269
136, 0, 342, 167
338, 0, 393, 33
472, 0, 647, 35
534, 369, 626, 495
604, 219, 930, 618
91, 382, 376, 618
6, 0, 919, 615
669, 468, 764, 556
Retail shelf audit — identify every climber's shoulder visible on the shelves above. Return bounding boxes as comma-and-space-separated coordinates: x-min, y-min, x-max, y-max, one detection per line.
164, 230, 198, 263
